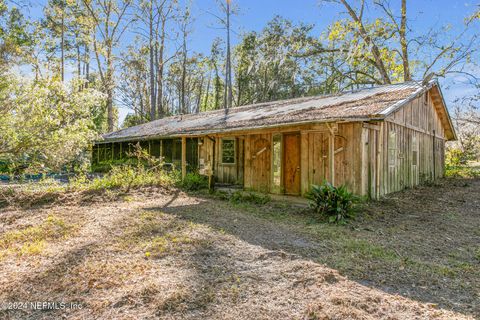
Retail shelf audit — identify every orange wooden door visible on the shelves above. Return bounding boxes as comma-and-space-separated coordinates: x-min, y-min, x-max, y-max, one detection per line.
283, 133, 301, 195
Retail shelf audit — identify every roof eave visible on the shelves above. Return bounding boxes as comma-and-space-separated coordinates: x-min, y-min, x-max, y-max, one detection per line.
95, 116, 383, 144
431, 83, 457, 141
378, 80, 434, 118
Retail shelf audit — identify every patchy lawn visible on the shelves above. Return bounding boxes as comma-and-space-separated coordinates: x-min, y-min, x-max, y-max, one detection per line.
0, 178, 478, 319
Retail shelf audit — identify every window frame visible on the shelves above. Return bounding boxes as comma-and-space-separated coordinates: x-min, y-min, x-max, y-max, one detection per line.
412, 135, 418, 167
221, 138, 236, 165
388, 130, 397, 167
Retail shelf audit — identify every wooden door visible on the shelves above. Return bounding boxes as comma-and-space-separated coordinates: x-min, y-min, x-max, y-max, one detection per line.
367, 129, 378, 198
309, 132, 327, 185
283, 133, 301, 195
251, 135, 271, 192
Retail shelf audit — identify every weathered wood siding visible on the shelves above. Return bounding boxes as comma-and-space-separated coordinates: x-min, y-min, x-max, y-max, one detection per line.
244, 133, 272, 192
93, 88, 450, 199
198, 135, 245, 185
304, 123, 365, 195
379, 91, 446, 195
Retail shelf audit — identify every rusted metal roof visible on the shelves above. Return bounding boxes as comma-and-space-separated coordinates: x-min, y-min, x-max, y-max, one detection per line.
100, 80, 453, 143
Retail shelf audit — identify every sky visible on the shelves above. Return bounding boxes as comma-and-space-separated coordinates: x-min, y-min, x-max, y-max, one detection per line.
20, 0, 480, 123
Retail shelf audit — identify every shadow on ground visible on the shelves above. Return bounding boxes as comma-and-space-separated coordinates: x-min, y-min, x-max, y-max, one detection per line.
144, 178, 480, 317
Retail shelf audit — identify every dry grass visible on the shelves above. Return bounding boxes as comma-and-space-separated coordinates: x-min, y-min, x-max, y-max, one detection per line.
0, 178, 478, 319
0, 214, 75, 259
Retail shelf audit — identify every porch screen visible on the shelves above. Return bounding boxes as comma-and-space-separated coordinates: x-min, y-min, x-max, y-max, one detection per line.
221, 139, 235, 164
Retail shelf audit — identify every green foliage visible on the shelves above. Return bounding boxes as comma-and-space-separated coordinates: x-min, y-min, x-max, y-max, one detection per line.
91, 158, 142, 173
446, 147, 467, 167
179, 173, 208, 191
307, 182, 356, 224
85, 166, 178, 191
122, 113, 146, 129
229, 191, 271, 205
0, 214, 72, 258
0, 1, 32, 68
0, 76, 106, 173
445, 147, 480, 178
445, 166, 480, 178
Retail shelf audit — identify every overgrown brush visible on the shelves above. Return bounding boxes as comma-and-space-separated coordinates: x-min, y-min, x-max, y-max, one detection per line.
227, 191, 271, 205
445, 165, 480, 178
178, 173, 209, 191
70, 166, 179, 192
307, 182, 356, 224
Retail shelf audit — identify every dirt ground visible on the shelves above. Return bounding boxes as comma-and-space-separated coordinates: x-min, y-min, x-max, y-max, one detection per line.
0, 178, 479, 319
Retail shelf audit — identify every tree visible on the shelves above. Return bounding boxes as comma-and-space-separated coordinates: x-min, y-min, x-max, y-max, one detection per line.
0, 0, 32, 71
321, 0, 478, 85
177, 3, 192, 114
0, 76, 105, 172
82, 0, 133, 132
210, 0, 235, 109
135, 0, 175, 120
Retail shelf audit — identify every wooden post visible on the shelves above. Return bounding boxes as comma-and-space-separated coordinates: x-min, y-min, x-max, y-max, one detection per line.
300, 131, 309, 196
244, 135, 251, 189
329, 134, 335, 186
160, 140, 163, 160
327, 123, 335, 186
181, 137, 187, 180
377, 122, 384, 197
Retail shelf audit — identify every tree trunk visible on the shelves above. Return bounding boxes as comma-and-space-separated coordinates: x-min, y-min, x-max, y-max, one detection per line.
149, 1, 156, 121
180, 33, 187, 114
400, 0, 411, 81
106, 87, 114, 131
339, 0, 391, 84
196, 75, 204, 113
224, 0, 233, 109
204, 75, 211, 112
85, 43, 90, 88
156, 18, 166, 118
106, 55, 114, 131
61, 7, 65, 82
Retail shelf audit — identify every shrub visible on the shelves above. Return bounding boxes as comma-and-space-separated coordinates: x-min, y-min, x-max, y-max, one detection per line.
307, 182, 356, 224
445, 166, 480, 178
229, 191, 270, 205
179, 173, 209, 191
446, 148, 467, 167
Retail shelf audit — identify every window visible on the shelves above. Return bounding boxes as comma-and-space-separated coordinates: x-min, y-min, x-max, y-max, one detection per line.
161, 139, 173, 163
271, 134, 282, 193
221, 138, 236, 164
388, 131, 397, 167
173, 139, 182, 161
412, 135, 418, 166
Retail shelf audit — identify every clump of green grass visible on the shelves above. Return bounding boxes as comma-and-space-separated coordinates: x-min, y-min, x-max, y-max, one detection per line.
231, 191, 270, 205
144, 234, 195, 258
0, 214, 73, 258
178, 172, 209, 191
225, 191, 271, 205
118, 210, 211, 259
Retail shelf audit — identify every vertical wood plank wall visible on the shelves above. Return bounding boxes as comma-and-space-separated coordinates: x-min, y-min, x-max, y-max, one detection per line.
94, 91, 448, 198
198, 136, 245, 185
379, 92, 446, 195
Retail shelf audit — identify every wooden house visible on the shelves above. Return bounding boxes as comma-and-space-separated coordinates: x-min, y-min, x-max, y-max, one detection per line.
93, 80, 456, 198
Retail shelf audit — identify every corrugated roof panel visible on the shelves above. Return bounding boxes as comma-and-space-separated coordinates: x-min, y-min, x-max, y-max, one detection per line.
101, 81, 430, 142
